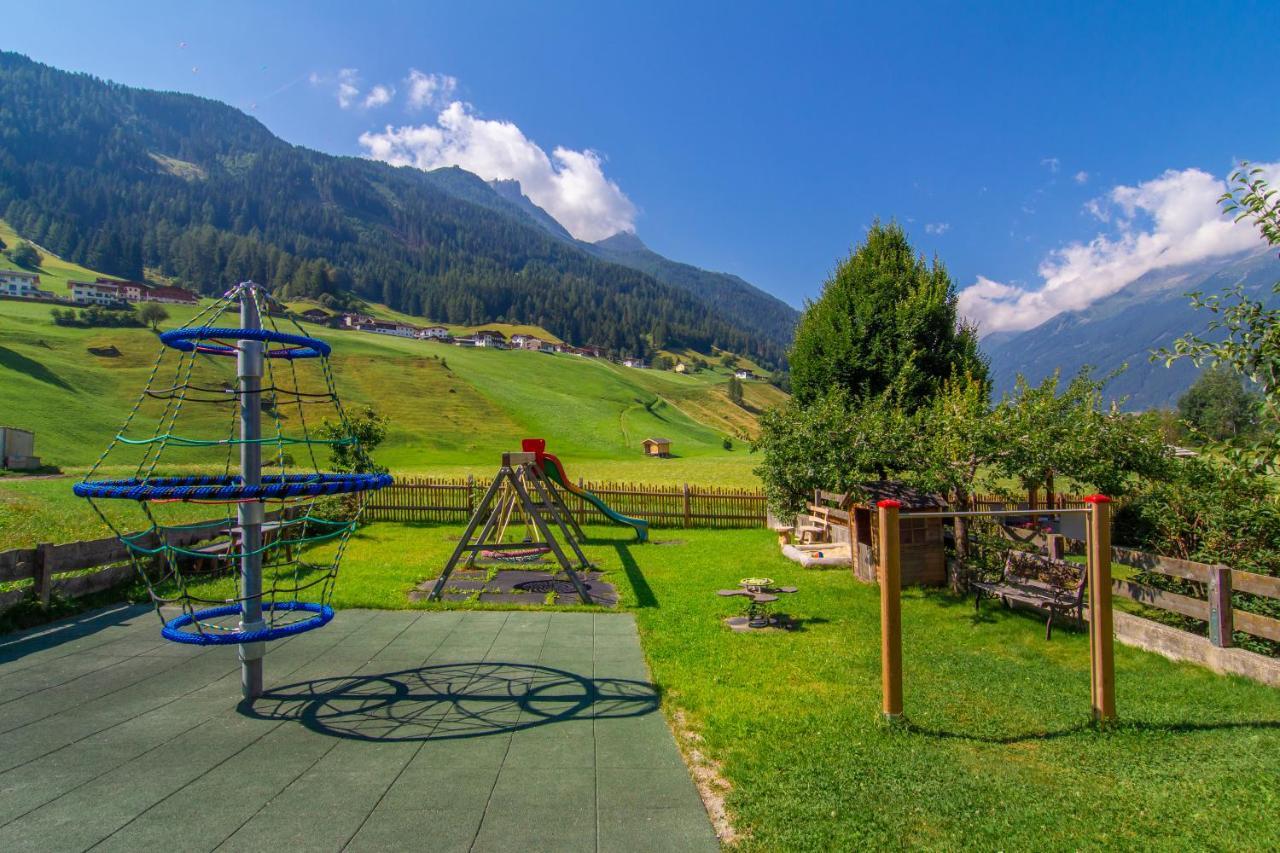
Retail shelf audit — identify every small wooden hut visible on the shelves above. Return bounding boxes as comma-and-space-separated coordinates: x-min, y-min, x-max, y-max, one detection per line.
850, 481, 946, 587
642, 437, 671, 457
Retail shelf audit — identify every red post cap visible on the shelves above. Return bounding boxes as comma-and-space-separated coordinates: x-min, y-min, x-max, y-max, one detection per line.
1083, 494, 1112, 504
877, 499, 903, 509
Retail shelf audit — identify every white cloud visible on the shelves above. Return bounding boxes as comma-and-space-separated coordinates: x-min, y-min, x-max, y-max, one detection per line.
359, 98, 637, 241
363, 84, 394, 108
1074, 170, 1089, 185
925, 222, 950, 235
1041, 157, 1061, 173
336, 68, 360, 109
406, 69, 457, 111
958, 164, 1277, 335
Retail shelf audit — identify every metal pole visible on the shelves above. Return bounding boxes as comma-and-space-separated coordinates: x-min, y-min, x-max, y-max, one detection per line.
878, 499, 903, 721
1085, 495, 1115, 723
238, 282, 265, 700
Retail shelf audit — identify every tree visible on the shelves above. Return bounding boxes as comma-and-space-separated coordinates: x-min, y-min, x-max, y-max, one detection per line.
318, 406, 389, 476
752, 389, 913, 520
996, 369, 1169, 500
910, 373, 1003, 578
1158, 162, 1280, 473
788, 221, 985, 410
727, 375, 744, 405
1177, 362, 1260, 443
137, 302, 170, 331
8, 241, 41, 269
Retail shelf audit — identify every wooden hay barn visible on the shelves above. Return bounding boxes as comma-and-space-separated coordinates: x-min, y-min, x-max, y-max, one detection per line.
642, 437, 671, 458
850, 481, 946, 587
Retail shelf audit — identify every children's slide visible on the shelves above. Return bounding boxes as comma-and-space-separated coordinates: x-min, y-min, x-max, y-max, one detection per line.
523, 439, 649, 542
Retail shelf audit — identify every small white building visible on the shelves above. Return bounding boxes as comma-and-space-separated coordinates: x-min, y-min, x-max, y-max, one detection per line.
474, 331, 508, 348
361, 320, 418, 338
417, 326, 450, 340
623, 357, 646, 369
0, 270, 51, 299
734, 368, 758, 380
70, 280, 129, 306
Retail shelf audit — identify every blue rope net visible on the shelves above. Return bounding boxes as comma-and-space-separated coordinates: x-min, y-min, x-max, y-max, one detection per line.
74, 281, 391, 644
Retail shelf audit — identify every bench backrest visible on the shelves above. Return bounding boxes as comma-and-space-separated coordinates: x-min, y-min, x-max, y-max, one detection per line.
1003, 551, 1086, 597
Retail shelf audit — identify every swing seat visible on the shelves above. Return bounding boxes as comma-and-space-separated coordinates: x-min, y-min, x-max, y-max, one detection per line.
480, 545, 552, 563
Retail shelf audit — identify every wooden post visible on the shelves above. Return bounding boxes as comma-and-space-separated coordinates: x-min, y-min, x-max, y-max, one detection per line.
1046, 534, 1065, 561
34, 543, 54, 607
1207, 565, 1234, 648
877, 500, 903, 721
683, 483, 692, 528
1085, 495, 1116, 723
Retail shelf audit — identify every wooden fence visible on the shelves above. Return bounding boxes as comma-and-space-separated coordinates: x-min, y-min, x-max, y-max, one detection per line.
1111, 546, 1280, 647
0, 510, 299, 615
363, 476, 767, 528
971, 493, 1089, 512
0, 526, 206, 613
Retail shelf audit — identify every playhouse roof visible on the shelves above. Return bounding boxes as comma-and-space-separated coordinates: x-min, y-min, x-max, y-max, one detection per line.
852, 481, 945, 510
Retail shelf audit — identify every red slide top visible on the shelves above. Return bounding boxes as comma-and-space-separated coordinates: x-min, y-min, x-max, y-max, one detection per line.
521, 437, 546, 467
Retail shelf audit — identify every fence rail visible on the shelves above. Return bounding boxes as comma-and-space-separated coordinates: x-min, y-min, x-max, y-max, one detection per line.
1110, 546, 1280, 646
363, 476, 767, 528
0, 510, 298, 615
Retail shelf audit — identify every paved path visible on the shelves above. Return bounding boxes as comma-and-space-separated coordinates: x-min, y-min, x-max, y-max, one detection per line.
0, 606, 718, 852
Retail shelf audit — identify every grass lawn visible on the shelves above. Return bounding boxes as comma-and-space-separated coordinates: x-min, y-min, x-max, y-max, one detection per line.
146, 521, 1280, 849
0, 295, 774, 550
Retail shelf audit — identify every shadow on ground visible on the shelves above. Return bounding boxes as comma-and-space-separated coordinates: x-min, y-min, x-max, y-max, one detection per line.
905, 715, 1280, 745
611, 541, 658, 608
0, 345, 73, 389
242, 661, 659, 741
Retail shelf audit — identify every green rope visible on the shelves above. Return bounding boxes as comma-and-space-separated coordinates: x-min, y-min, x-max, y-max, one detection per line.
113, 433, 356, 447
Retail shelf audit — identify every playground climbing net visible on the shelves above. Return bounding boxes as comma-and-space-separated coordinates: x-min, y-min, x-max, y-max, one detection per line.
74, 282, 391, 645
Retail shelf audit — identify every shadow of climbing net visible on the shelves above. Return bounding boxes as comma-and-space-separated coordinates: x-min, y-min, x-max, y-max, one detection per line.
242, 661, 659, 741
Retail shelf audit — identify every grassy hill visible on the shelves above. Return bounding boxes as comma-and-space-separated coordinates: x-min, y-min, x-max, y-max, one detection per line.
0, 221, 115, 295
0, 297, 783, 476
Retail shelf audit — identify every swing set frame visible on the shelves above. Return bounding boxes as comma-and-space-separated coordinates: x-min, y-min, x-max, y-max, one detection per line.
876, 496, 1116, 724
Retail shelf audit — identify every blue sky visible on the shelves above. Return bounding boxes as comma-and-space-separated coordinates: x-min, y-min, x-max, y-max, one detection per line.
4, 1, 1279, 331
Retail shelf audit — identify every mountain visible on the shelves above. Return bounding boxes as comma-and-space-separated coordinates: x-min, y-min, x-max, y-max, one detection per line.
0, 52, 787, 367
485, 177, 800, 350
984, 249, 1280, 410
586, 232, 800, 351
487, 179, 574, 241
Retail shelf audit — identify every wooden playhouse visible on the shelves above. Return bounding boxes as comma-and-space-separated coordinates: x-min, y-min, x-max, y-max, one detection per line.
849, 481, 946, 587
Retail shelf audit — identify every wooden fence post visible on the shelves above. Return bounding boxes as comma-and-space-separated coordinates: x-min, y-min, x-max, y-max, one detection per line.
1208, 565, 1234, 648
35, 543, 55, 607
1085, 495, 1116, 723
466, 475, 475, 515
683, 483, 692, 528
877, 500, 903, 721
1046, 534, 1065, 561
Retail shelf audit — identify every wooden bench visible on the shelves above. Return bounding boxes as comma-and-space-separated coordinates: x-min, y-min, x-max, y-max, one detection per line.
972, 551, 1087, 639
798, 490, 852, 544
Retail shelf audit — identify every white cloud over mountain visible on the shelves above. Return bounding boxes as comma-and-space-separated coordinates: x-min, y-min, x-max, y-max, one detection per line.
958, 164, 1277, 334
405, 70, 457, 111
359, 93, 637, 242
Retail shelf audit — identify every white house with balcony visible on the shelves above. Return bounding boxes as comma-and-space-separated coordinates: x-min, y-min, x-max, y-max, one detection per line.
0, 270, 51, 299
70, 280, 130, 306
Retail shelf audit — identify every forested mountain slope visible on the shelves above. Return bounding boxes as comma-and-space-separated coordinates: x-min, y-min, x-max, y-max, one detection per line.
0, 52, 785, 366
985, 249, 1280, 409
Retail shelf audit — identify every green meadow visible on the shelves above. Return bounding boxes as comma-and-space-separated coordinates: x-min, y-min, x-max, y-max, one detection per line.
0, 291, 785, 549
